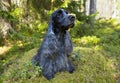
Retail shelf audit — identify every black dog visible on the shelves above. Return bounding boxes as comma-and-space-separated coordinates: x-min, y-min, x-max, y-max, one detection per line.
32, 9, 75, 80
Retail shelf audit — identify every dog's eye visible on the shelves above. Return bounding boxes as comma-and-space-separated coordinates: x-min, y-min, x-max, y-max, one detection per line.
56, 10, 62, 17
56, 13, 61, 17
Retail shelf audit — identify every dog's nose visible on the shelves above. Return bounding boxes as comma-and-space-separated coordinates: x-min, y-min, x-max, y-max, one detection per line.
68, 15, 75, 21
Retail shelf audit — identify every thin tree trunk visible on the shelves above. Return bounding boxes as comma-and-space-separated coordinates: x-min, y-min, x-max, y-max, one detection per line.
83, 0, 87, 16
89, 0, 96, 27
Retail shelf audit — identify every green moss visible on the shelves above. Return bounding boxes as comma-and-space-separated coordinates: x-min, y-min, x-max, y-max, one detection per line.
0, 18, 120, 83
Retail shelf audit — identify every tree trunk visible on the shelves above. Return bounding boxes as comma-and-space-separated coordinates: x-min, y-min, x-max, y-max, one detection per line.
89, 0, 96, 27
83, 0, 86, 15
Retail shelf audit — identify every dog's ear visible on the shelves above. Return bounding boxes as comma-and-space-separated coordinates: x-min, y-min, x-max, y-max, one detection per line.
51, 10, 57, 19
47, 16, 54, 34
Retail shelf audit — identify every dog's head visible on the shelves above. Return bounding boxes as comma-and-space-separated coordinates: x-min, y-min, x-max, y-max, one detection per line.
51, 9, 75, 30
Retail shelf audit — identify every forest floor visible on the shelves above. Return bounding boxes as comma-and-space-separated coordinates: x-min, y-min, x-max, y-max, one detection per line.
0, 19, 120, 83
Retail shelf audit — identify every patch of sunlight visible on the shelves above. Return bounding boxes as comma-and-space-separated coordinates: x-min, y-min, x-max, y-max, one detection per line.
107, 58, 118, 81
17, 48, 38, 66
107, 59, 116, 71
73, 46, 93, 55
110, 18, 120, 26
41, 31, 45, 34
95, 27, 115, 37
17, 40, 23, 47
80, 36, 100, 45
115, 23, 120, 30
74, 46, 92, 51
0, 46, 12, 55
73, 36, 100, 47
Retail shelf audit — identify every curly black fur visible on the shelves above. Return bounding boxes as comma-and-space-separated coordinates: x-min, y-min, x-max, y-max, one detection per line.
32, 9, 75, 80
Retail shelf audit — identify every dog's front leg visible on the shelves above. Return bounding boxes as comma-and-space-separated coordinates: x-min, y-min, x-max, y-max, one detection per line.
43, 33, 58, 59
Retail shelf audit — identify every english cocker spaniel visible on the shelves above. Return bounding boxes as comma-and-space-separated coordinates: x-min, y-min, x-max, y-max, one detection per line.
32, 9, 75, 80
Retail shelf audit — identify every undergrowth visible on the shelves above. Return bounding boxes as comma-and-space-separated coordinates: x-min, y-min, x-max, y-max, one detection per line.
0, 19, 120, 83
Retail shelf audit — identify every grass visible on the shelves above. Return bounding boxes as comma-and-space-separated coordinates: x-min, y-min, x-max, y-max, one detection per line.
0, 18, 120, 83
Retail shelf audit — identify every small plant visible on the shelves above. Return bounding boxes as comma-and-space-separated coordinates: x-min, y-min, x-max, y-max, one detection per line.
7, 61, 42, 81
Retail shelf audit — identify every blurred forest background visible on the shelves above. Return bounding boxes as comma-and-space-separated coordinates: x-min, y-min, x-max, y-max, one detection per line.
0, 0, 120, 83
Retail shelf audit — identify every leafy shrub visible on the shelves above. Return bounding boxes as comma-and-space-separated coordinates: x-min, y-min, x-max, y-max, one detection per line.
73, 36, 100, 47
6, 61, 42, 81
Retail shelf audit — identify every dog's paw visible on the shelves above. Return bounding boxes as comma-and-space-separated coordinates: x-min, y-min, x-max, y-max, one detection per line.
68, 66, 75, 73
43, 71, 55, 80
67, 61, 75, 73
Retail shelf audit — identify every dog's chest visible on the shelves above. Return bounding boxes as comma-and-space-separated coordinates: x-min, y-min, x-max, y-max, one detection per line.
56, 33, 66, 52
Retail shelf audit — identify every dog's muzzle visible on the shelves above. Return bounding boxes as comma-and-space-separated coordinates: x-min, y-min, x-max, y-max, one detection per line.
68, 15, 75, 22
68, 15, 75, 28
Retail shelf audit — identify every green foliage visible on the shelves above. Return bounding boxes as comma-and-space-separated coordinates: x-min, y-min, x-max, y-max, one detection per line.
0, 11, 17, 24
0, 48, 41, 82
1, 19, 120, 83
31, 0, 86, 22
73, 36, 100, 47
10, 8, 23, 19
0, 0, 120, 82
7, 61, 42, 80
70, 20, 94, 37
